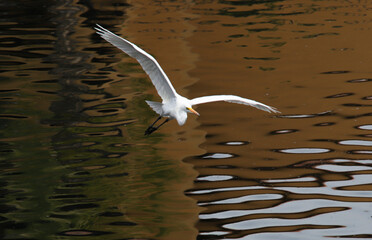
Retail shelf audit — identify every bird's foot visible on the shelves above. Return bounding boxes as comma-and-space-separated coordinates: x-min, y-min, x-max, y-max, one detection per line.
144, 126, 158, 135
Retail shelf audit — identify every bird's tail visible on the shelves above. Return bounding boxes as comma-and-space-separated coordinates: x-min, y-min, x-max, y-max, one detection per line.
145, 101, 163, 115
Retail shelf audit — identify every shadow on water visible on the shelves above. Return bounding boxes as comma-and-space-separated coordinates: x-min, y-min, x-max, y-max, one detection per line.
2, 0, 372, 240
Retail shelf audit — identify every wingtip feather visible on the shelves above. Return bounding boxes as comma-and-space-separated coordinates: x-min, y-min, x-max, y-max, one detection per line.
268, 106, 281, 114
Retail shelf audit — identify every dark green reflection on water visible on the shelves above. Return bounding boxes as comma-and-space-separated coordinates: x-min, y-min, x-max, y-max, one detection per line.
0, 0, 198, 239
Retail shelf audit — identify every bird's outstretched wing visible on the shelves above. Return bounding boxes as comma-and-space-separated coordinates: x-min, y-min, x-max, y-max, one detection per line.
95, 24, 177, 101
191, 95, 280, 113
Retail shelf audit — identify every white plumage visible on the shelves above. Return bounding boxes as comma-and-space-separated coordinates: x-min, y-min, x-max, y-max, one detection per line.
95, 24, 279, 135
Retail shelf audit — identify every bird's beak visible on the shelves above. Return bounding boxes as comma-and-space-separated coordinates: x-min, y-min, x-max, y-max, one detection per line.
188, 107, 200, 116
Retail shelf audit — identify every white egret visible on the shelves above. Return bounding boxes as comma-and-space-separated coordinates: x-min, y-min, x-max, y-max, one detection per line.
95, 25, 279, 135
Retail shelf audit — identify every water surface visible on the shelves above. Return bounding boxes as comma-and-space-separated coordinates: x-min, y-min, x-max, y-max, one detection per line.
1, 0, 372, 239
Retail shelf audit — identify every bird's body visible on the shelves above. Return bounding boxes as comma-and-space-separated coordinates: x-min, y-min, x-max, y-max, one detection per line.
147, 94, 192, 126
95, 25, 279, 135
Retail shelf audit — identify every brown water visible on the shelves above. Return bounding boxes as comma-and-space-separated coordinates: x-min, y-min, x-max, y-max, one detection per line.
1, 0, 372, 239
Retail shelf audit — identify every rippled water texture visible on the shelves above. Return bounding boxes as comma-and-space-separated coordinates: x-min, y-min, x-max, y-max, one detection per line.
1, 0, 372, 239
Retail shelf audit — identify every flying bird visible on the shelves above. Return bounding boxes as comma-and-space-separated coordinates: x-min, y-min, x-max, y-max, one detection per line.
95, 25, 279, 135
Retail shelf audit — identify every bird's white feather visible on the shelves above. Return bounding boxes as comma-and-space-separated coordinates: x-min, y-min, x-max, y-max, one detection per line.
95, 24, 177, 101
191, 95, 280, 113
145, 100, 163, 115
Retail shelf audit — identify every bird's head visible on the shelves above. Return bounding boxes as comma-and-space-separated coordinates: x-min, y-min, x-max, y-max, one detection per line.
178, 96, 200, 117
186, 106, 199, 116
185, 104, 200, 116
175, 96, 200, 126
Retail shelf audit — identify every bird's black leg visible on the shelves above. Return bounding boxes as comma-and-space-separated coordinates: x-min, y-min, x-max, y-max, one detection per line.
144, 117, 170, 135
145, 116, 162, 135
149, 116, 162, 128
156, 118, 170, 129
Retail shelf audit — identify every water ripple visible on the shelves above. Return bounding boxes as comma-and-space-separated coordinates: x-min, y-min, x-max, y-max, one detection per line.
222, 201, 372, 239
201, 199, 348, 220
338, 139, 372, 146
357, 124, 372, 130
265, 176, 316, 183
269, 129, 298, 135
347, 78, 372, 83
315, 164, 372, 172
277, 148, 331, 154
188, 186, 266, 195
199, 193, 283, 206
197, 175, 234, 182
199, 231, 229, 237
276, 175, 372, 198
220, 141, 249, 146
349, 150, 372, 155
202, 153, 235, 159
325, 92, 354, 98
